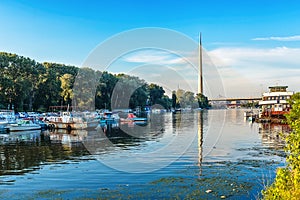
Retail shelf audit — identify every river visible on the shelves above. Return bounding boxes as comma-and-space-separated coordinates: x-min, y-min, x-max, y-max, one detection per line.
0, 109, 288, 199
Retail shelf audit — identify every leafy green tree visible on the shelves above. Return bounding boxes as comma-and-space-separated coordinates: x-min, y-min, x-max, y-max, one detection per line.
0, 52, 43, 110
176, 89, 185, 107
73, 67, 98, 111
148, 83, 165, 105
36, 63, 62, 110
111, 74, 148, 110
157, 95, 172, 110
60, 73, 75, 105
172, 91, 178, 109
184, 91, 195, 107
95, 71, 118, 110
196, 93, 210, 108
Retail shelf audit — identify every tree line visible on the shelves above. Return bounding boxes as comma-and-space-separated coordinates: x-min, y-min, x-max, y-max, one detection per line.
0, 52, 209, 112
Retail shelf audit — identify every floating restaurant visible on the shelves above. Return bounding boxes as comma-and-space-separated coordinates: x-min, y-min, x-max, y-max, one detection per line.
259, 86, 294, 119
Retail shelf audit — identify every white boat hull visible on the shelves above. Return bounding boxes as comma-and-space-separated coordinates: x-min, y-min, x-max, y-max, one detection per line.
8, 124, 41, 132
47, 121, 99, 130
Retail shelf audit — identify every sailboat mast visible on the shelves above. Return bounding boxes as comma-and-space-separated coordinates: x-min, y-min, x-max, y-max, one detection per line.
198, 33, 203, 95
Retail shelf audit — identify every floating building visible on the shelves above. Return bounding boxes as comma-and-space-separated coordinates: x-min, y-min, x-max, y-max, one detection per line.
259, 86, 294, 118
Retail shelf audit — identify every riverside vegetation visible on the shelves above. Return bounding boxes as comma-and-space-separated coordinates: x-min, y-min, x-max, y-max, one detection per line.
0, 52, 209, 112
263, 93, 300, 199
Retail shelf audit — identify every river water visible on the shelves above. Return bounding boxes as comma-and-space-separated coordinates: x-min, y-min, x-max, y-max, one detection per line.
0, 109, 288, 199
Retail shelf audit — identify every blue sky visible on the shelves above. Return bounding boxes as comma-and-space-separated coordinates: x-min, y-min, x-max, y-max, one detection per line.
1, 0, 300, 97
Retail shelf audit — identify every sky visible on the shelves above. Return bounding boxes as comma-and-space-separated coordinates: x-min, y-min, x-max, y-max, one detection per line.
1, 0, 300, 98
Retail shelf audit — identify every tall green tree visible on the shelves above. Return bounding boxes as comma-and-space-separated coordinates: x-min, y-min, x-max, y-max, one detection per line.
0, 52, 43, 110
172, 91, 177, 109
95, 71, 118, 110
73, 67, 99, 111
148, 83, 165, 106
60, 73, 75, 105
196, 93, 210, 108
111, 74, 148, 110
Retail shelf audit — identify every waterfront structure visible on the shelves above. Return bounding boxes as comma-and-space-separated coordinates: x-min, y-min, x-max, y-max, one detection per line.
259, 86, 294, 118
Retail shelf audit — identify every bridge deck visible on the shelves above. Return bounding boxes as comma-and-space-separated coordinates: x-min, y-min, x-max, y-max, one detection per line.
209, 97, 261, 101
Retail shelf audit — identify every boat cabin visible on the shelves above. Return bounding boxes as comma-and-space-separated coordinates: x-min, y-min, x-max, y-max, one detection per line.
259, 86, 294, 118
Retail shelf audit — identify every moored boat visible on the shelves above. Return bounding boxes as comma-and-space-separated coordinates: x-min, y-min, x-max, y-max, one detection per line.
0, 125, 9, 134
7, 119, 41, 132
0, 110, 16, 126
120, 113, 148, 122
259, 86, 294, 119
46, 111, 98, 130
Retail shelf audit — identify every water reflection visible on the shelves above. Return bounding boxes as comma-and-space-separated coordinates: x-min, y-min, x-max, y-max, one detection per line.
93, 114, 166, 145
0, 130, 90, 177
172, 112, 182, 131
197, 111, 203, 175
258, 123, 291, 148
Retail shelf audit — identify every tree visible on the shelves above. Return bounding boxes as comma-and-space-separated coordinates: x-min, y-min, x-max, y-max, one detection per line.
184, 91, 195, 108
172, 91, 177, 109
60, 73, 75, 105
95, 71, 118, 110
196, 93, 210, 108
72, 67, 98, 111
176, 89, 185, 107
148, 83, 165, 106
37, 63, 62, 110
157, 95, 172, 110
111, 74, 148, 110
0, 52, 42, 110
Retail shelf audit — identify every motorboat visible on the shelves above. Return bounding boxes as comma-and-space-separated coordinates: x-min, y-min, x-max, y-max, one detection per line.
46, 111, 99, 130
7, 119, 41, 132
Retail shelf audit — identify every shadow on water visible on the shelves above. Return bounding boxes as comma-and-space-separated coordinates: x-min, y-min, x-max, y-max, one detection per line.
0, 121, 166, 178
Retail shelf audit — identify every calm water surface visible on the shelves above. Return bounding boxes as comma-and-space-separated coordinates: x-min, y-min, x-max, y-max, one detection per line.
0, 109, 288, 199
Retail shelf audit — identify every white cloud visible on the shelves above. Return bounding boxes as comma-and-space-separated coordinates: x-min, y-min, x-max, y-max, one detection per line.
252, 35, 300, 41
122, 50, 187, 65
208, 46, 300, 70
116, 46, 300, 98
208, 46, 300, 96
